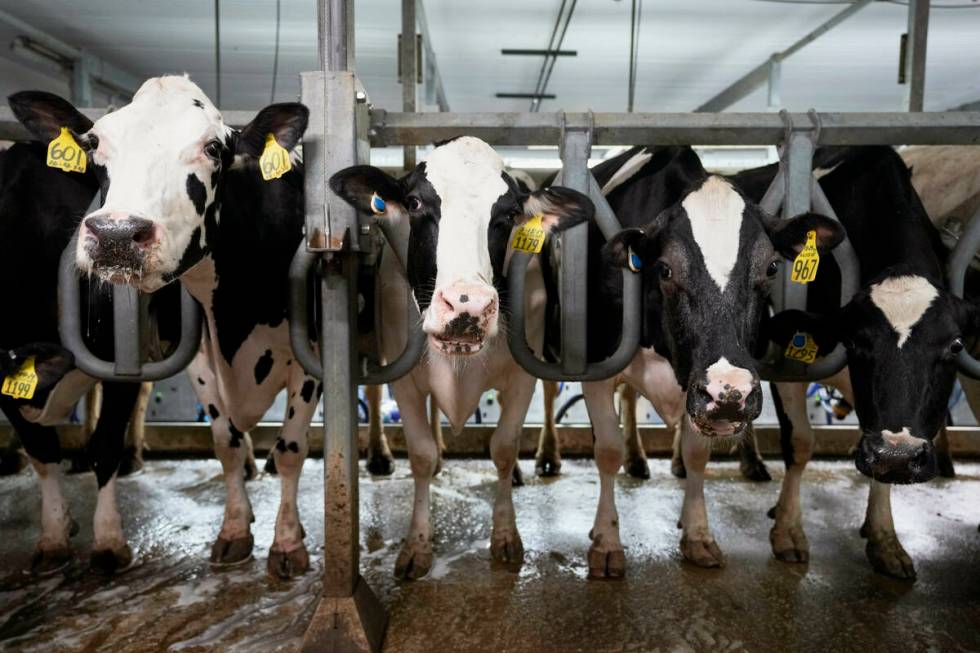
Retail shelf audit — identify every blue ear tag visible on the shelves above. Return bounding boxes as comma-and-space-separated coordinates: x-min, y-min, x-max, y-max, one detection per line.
627, 248, 643, 273
370, 193, 386, 215
792, 333, 806, 348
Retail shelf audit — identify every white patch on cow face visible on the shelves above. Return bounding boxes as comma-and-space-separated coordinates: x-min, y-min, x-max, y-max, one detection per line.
76, 75, 232, 291
869, 275, 939, 348
424, 137, 507, 291
682, 176, 745, 292
882, 427, 924, 448
704, 356, 754, 408
601, 148, 652, 195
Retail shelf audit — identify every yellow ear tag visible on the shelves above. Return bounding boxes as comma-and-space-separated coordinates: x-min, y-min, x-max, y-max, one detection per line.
511, 214, 545, 254
2, 356, 39, 400
791, 230, 820, 284
46, 127, 87, 174
259, 134, 291, 181
784, 331, 818, 364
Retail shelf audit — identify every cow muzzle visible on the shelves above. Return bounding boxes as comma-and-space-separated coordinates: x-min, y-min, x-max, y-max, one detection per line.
855, 428, 936, 484
688, 360, 761, 438
80, 212, 159, 281
424, 282, 498, 356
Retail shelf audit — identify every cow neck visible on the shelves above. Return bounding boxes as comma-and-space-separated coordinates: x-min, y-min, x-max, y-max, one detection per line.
178, 254, 219, 314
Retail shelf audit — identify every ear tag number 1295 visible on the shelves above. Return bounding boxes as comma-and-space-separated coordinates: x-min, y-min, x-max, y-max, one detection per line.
47, 127, 87, 174
791, 230, 820, 284
260, 134, 291, 181
511, 214, 545, 254
784, 332, 818, 364
1, 356, 39, 400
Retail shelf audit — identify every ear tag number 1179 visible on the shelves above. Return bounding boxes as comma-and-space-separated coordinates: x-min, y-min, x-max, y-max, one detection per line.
791, 230, 820, 284
511, 214, 545, 254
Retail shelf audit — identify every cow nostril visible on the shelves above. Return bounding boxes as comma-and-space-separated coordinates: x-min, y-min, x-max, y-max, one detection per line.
130, 219, 155, 247
459, 294, 469, 304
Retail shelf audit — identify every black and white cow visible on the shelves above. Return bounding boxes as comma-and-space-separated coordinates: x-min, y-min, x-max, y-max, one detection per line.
330, 136, 593, 579
13, 75, 317, 579
732, 146, 980, 579
0, 129, 169, 574
573, 145, 843, 575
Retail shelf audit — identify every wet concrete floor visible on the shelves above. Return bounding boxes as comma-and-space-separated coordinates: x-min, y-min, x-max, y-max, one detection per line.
0, 458, 978, 652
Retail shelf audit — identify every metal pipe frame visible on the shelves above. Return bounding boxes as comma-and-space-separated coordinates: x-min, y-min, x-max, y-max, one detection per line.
400, 0, 418, 169
904, 0, 930, 112
947, 205, 980, 379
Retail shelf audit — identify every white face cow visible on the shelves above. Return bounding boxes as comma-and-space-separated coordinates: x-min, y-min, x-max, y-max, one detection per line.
330, 136, 593, 356
11, 75, 307, 292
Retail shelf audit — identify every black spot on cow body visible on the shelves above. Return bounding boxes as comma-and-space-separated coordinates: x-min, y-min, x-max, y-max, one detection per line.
254, 349, 274, 384
275, 437, 287, 452
301, 380, 315, 403
288, 406, 295, 420
316, 382, 323, 397
193, 98, 205, 109
186, 173, 207, 215
287, 442, 299, 453
197, 377, 206, 385
208, 404, 220, 419
228, 421, 245, 448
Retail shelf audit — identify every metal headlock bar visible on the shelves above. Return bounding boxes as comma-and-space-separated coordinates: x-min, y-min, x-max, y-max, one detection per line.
947, 205, 980, 380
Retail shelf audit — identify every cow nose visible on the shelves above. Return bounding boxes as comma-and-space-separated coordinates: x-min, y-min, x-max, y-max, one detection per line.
855, 429, 937, 484
440, 287, 493, 318
84, 216, 156, 249
703, 358, 757, 411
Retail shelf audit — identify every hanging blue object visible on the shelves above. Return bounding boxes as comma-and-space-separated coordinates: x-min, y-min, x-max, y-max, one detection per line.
627, 248, 643, 273
370, 193, 386, 215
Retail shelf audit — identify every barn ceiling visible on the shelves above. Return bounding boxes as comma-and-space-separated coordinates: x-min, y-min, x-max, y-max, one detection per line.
1, 0, 979, 115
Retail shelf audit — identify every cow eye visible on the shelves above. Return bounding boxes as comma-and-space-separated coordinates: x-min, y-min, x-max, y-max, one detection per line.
951, 337, 964, 355
204, 140, 222, 160
767, 260, 780, 277
406, 196, 422, 211
658, 262, 672, 281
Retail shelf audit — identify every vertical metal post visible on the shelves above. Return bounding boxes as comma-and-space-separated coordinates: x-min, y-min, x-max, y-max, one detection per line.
557, 118, 591, 376
302, 0, 386, 651
71, 58, 93, 107
904, 0, 930, 112
766, 55, 781, 111
400, 0, 418, 169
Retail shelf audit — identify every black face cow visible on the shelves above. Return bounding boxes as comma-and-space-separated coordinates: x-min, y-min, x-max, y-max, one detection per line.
331, 136, 593, 579
572, 146, 843, 575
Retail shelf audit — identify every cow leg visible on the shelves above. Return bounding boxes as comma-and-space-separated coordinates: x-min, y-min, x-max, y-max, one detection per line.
679, 415, 724, 567
620, 384, 650, 480
87, 381, 142, 573
861, 480, 916, 580
582, 379, 626, 579
768, 382, 812, 563
489, 376, 535, 565
266, 372, 319, 579
119, 381, 151, 477
535, 380, 562, 477
670, 426, 686, 478
736, 428, 771, 482
365, 384, 395, 476
3, 403, 75, 574
393, 385, 436, 580
67, 384, 102, 474
429, 394, 446, 476
495, 388, 524, 487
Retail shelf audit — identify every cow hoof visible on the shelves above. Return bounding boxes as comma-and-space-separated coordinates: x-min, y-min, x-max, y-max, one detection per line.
394, 540, 432, 580
625, 455, 651, 480
770, 524, 809, 563
490, 530, 524, 564
366, 451, 396, 476
511, 464, 525, 488
670, 457, 687, 479
263, 454, 277, 476
680, 534, 725, 568
267, 544, 310, 579
936, 451, 955, 478
534, 452, 562, 477
0, 448, 28, 476
30, 547, 73, 576
588, 537, 626, 579
209, 534, 254, 566
739, 457, 772, 482
91, 544, 134, 574
864, 533, 916, 581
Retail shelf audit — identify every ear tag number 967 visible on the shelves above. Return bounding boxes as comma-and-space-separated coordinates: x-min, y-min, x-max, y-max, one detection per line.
511, 214, 545, 254
791, 230, 820, 284
259, 134, 291, 181
47, 128, 87, 174
1, 356, 38, 400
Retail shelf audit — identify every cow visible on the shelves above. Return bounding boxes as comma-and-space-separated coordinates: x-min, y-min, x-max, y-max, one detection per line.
11, 75, 320, 579
329, 136, 593, 579
733, 146, 980, 580
0, 129, 184, 574
572, 145, 842, 576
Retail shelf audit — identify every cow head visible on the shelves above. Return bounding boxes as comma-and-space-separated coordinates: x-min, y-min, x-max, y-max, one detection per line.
606, 173, 844, 440
9, 75, 308, 292
330, 136, 592, 357
769, 272, 980, 483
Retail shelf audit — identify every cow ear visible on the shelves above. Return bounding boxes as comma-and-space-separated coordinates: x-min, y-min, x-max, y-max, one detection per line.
764, 309, 841, 353
329, 165, 406, 217
1, 343, 75, 393
519, 186, 593, 233
8, 91, 92, 143
237, 103, 309, 158
768, 212, 845, 259
602, 228, 648, 270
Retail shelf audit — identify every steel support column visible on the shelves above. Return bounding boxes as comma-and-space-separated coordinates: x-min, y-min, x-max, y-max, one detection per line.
903, 0, 930, 112
400, 0, 418, 169
766, 55, 781, 111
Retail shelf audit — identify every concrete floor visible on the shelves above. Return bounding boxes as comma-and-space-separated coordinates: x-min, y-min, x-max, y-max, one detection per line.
0, 458, 978, 653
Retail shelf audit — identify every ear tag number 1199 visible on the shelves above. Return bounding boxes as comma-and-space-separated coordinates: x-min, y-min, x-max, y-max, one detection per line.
511, 214, 545, 254
1, 356, 38, 400
791, 230, 820, 284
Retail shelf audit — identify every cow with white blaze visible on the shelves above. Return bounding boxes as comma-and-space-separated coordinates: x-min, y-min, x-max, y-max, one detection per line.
577, 146, 843, 575
14, 75, 317, 579
330, 136, 592, 579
